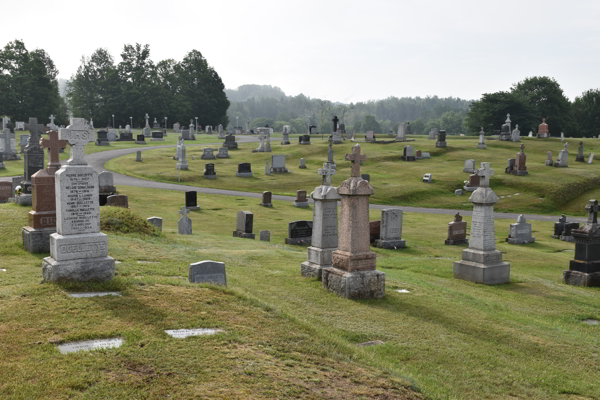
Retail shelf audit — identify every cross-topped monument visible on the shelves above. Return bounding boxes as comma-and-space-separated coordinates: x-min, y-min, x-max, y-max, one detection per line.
59, 118, 96, 165
40, 130, 67, 174
144, 113, 149, 127
475, 162, 495, 187
318, 163, 336, 188
520, 143, 525, 153
49, 114, 55, 125
585, 199, 599, 224
344, 144, 366, 177
26, 118, 44, 149
332, 115, 339, 133
327, 136, 334, 164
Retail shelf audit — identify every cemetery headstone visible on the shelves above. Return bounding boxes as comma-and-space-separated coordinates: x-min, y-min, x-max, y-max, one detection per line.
423, 173, 432, 183
396, 123, 406, 141
19, 134, 29, 153
201, 148, 216, 159
98, 171, 117, 206
299, 158, 307, 168
151, 130, 164, 141
173, 122, 181, 133
552, 214, 580, 242
188, 261, 227, 286
204, 163, 216, 179
332, 130, 342, 144
106, 195, 128, 208
270, 155, 288, 173
511, 124, 521, 142
285, 220, 313, 245
365, 131, 375, 142
185, 191, 200, 211
445, 212, 468, 245
299, 135, 311, 145
135, 134, 146, 144
464, 159, 476, 173
0, 116, 20, 160
232, 211, 255, 239
147, 217, 163, 231
576, 141, 585, 162
428, 127, 438, 140
554, 142, 569, 167
402, 145, 415, 161
506, 143, 528, 175
375, 209, 405, 249
436, 130, 447, 147
453, 163, 511, 284
107, 129, 118, 141
293, 190, 309, 208
545, 151, 553, 166
136, 151, 142, 162
322, 144, 385, 299
564, 199, 600, 287
537, 118, 549, 138
22, 130, 67, 253
499, 114, 512, 141
506, 214, 535, 244
223, 134, 238, 149
476, 127, 487, 149
260, 191, 273, 207
260, 230, 271, 241
236, 163, 252, 177
361, 173, 370, 182
178, 207, 192, 234
281, 128, 290, 145
18, 118, 45, 205
41, 118, 116, 282
561, 132, 565, 141
588, 153, 595, 164
0, 181, 12, 203
216, 147, 229, 158
176, 141, 188, 170
95, 129, 109, 146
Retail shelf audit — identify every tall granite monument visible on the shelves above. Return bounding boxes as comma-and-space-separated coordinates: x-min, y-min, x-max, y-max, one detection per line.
41, 118, 116, 282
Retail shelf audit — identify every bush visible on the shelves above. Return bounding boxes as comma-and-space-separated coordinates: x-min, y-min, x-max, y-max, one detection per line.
100, 207, 161, 236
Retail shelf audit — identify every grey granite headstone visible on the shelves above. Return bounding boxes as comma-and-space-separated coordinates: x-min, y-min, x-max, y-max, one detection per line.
188, 260, 227, 286
178, 207, 192, 234
147, 217, 163, 231
68, 292, 121, 298
375, 209, 405, 249
164, 328, 224, 338
506, 214, 535, 244
136, 151, 142, 162
233, 211, 255, 239
260, 230, 270, 241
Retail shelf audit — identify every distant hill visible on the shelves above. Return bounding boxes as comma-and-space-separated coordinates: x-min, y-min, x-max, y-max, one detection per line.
225, 84, 286, 102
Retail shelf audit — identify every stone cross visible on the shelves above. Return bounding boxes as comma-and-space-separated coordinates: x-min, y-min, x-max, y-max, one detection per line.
475, 163, 495, 187
318, 163, 336, 187
454, 212, 462, 222
345, 144, 366, 178
40, 130, 67, 174
520, 143, 525, 153
58, 118, 96, 165
585, 199, 599, 224
49, 114, 55, 125
564, 142, 568, 151
180, 207, 189, 218
145, 113, 149, 126
27, 118, 44, 147
505, 113, 511, 132
332, 115, 339, 132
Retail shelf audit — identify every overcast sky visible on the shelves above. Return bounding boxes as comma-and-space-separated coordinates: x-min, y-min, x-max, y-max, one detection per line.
3, 0, 599, 103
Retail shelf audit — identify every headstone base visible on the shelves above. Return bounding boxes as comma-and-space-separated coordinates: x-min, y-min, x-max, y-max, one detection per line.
3, 154, 20, 160
204, 174, 216, 179
236, 172, 253, 177
293, 201, 309, 208
22, 226, 55, 253
445, 238, 468, 245
575, 156, 585, 162
374, 239, 405, 249
453, 249, 510, 284
436, 142, 447, 148
298, 165, 307, 169
201, 155, 216, 160
322, 267, 385, 299
270, 167, 288, 173
285, 237, 311, 246
301, 246, 335, 280
559, 235, 576, 242
95, 141, 109, 146
280, 140, 290, 145
151, 138, 165, 141
301, 261, 325, 280
135, 140, 146, 144
232, 230, 255, 239
514, 170, 528, 176
563, 270, 600, 287
402, 156, 416, 161
463, 168, 476, 173
476, 144, 487, 149
176, 163, 188, 170
569, 259, 600, 274
259, 202, 273, 208
332, 250, 377, 272
16, 194, 32, 206
186, 206, 200, 211
332, 139, 343, 144
545, 160, 553, 166
463, 185, 478, 192
553, 163, 567, 168
506, 237, 536, 245
42, 256, 116, 282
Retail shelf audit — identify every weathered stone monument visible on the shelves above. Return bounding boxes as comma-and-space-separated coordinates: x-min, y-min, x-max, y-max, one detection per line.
445, 212, 468, 245
436, 130, 447, 147
98, 171, 117, 206
1, 116, 20, 160
178, 207, 192, 234
270, 155, 288, 173
177, 140, 188, 170
375, 209, 405, 249
505, 143, 528, 175
428, 128, 438, 140
552, 214, 580, 242
476, 127, 487, 149
147, 217, 163, 231
236, 163, 252, 177
19, 118, 45, 205
396, 123, 406, 141
42, 118, 116, 282
285, 220, 313, 245
260, 191, 273, 207
576, 141, 585, 162
453, 163, 511, 284
402, 145, 416, 161
537, 118, 549, 138
564, 200, 600, 287
301, 160, 339, 279
203, 163, 216, 179
464, 159, 476, 173
233, 211, 255, 239
322, 145, 385, 299
281, 125, 291, 145
499, 114, 512, 141
293, 190, 309, 208
505, 215, 535, 244
143, 113, 151, 137
554, 143, 568, 167
511, 124, 521, 142
185, 191, 200, 211
188, 261, 227, 286
545, 151, 553, 166
201, 148, 216, 160
22, 130, 67, 253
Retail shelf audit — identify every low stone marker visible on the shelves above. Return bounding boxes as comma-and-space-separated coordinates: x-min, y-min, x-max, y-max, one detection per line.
147, 217, 163, 231
135, 151, 142, 162
233, 211, 255, 239
293, 190, 309, 208
423, 173, 432, 183
285, 220, 313, 245
58, 338, 124, 354
589, 153, 595, 164
178, 207, 192, 234
445, 212, 468, 245
506, 215, 535, 244
106, 194, 128, 208
375, 209, 405, 249
68, 292, 121, 298
236, 163, 253, 177
260, 191, 273, 207
0, 181, 11, 203
188, 261, 227, 286
164, 329, 224, 338
260, 230, 270, 241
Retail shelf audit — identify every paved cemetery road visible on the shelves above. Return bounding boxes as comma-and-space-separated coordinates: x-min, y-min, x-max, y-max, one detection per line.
1, 137, 587, 223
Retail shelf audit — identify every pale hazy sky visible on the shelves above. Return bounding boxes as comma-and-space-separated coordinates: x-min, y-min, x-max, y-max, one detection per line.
3, 0, 599, 102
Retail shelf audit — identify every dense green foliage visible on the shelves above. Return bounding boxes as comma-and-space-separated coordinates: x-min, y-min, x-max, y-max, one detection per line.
67, 44, 229, 129
227, 84, 472, 134
0, 40, 68, 125
465, 76, 597, 137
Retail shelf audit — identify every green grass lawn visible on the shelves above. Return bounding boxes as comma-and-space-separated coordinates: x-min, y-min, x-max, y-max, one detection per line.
1, 186, 598, 399
106, 135, 600, 216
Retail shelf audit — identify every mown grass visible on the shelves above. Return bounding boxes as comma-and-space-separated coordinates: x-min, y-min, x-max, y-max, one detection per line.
1, 185, 599, 399
105, 135, 600, 216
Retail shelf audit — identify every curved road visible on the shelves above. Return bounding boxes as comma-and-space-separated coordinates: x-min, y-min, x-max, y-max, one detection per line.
1, 136, 586, 223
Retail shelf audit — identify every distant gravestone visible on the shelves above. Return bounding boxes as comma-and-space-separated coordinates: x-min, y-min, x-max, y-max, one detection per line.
204, 163, 216, 179
260, 191, 273, 207
188, 261, 227, 286
216, 147, 229, 158
151, 131, 164, 141
402, 145, 415, 161
236, 163, 252, 177
106, 194, 128, 208
0, 181, 11, 203
375, 209, 405, 249
476, 127, 487, 149
147, 217, 163, 231
366, 131, 375, 142
299, 135, 311, 145
506, 214, 535, 244
178, 207, 192, 234
545, 151, 553, 166
270, 155, 288, 173
423, 173, 432, 183
223, 134, 238, 149
299, 158, 307, 169
201, 148, 216, 159
436, 130, 447, 147
135, 151, 142, 162
233, 211, 255, 239
185, 191, 200, 210
260, 230, 271, 241
445, 212, 468, 245
58, 338, 123, 354
293, 190, 309, 208
285, 220, 313, 245
95, 129, 109, 146
135, 134, 146, 144
464, 159, 476, 173
555, 143, 569, 167
589, 153, 595, 164
107, 129, 118, 141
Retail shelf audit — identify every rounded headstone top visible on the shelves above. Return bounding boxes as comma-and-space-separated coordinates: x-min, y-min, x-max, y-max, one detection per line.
469, 187, 499, 205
